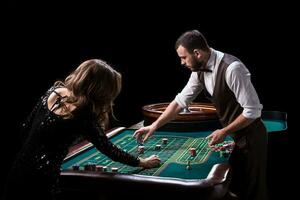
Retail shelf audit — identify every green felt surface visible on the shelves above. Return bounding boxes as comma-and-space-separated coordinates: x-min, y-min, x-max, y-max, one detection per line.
61, 119, 286, 180
263, 120, 287, 132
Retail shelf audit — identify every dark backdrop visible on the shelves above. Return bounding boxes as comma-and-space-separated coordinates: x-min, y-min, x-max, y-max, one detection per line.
1, 1, 294, 199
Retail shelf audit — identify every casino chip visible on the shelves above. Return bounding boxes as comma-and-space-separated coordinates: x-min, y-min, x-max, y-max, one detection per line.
189, 148, 196, 156
84, 163, 96, 171
96, 165, 104, 172
102, 166, 108, 172
111, 167, 119, 173
72, 164, 80, 171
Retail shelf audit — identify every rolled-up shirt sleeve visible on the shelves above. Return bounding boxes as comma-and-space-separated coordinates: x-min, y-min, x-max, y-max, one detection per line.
226, 62, 263, 119
175, 72, 204, 108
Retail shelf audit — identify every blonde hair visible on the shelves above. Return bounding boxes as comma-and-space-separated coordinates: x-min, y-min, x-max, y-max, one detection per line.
55, 59, 121, 128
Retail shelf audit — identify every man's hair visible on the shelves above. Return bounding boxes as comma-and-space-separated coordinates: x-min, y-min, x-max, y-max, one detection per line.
175, 30, 210, 53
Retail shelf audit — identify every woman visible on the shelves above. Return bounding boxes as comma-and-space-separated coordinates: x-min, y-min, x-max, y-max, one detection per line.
3, 59, 160, 200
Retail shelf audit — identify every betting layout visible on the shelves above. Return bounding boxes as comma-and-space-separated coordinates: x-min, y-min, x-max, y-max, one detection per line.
64, 134, 234, 176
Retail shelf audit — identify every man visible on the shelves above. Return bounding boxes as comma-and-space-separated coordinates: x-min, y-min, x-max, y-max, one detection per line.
133, 30, 268, 200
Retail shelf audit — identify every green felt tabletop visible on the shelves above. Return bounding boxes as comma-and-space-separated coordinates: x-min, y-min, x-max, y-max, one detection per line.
61, 119, 286, 179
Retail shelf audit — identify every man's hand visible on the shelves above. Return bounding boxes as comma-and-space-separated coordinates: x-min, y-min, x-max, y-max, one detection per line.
133, 125, 155, 143
206, 129, 228, 147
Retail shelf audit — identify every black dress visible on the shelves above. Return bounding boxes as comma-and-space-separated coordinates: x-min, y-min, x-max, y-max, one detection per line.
3, 86, 139, 200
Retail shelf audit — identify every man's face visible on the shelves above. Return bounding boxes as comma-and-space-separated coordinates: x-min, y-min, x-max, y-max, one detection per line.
176, 45, 204, 72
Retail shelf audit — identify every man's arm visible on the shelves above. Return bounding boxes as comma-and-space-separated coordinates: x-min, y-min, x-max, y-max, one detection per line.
223, 114, 256, 134
133, 100, 182, 142
206, 62, 263, 146
206, 114, 256, 146
134, 72, 203, 143
151, 100, 183, 130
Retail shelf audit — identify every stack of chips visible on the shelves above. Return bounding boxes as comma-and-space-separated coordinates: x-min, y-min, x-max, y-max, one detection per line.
96, 165, 104, 172
72, 164, 80, 171
155, 144, 161, 150
138, 145, 145, 154
102, 166, 108, 172
84, 163, 96, 171
162, 138, 168, 145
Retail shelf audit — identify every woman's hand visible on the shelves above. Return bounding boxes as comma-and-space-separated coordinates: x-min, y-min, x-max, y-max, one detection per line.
139, 155, 161, 169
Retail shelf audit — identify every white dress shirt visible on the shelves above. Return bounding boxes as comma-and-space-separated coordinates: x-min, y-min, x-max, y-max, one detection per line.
175, 48, 263, 119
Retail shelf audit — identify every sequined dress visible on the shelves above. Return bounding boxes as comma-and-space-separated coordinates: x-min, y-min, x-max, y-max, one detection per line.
3, 86, 139, 199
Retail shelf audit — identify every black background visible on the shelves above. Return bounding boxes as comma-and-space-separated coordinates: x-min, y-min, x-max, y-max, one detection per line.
1, 1, 295, 199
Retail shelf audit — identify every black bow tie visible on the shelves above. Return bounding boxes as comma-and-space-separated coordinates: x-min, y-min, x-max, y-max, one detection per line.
199, 68, 212, 72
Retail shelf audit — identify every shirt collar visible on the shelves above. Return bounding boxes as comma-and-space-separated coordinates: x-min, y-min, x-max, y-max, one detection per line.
206, 48, 217, 71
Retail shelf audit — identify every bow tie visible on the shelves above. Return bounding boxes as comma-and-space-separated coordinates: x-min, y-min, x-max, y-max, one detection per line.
199, 68, 212, 72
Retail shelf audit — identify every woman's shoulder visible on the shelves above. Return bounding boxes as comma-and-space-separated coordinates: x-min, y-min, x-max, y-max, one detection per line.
46, 86, 77, 116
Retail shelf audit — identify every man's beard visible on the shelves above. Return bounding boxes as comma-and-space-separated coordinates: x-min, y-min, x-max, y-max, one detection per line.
189, 59, 205, 72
